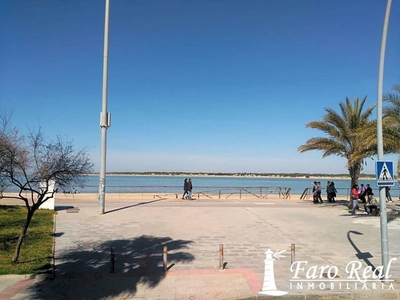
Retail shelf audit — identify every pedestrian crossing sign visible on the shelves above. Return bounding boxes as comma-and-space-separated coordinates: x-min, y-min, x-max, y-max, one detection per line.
376, 161, 394, 186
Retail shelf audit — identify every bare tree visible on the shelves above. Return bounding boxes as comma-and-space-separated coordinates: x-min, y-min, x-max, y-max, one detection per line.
0, 109, 19, 196
0, 112, 93, 262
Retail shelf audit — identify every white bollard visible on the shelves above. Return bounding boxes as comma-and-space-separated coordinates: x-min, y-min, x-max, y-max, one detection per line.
39, 180, 56, 210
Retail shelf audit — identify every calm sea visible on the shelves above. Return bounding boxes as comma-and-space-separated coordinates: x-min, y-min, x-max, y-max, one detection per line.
62, 175, 396, 196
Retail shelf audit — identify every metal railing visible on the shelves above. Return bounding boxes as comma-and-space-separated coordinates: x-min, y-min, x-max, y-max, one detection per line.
300, 187, 400, 201
195, 187, 292, 200
300, 187, 351, 200
60, 185, 292, 200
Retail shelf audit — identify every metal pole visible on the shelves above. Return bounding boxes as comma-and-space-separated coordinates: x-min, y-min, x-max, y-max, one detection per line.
163, 246, 168, 271
219, 244, 224, 270
377, 0, 392, 281
291, 244, 295, 266
98, 0, 111, 214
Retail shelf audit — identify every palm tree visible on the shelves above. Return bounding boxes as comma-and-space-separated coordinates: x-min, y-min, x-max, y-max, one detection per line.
298, 97, 396, 187
383, 84, 400, 176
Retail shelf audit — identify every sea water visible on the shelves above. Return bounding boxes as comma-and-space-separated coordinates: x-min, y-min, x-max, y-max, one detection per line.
4, 175, 395, 196
68, 175, 390, 195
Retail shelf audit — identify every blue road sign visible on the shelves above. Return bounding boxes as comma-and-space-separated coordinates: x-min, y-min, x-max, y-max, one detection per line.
376, 161, 394, 186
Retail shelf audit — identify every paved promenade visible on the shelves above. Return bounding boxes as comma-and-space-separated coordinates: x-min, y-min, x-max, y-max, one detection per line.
1, 195, 400, 299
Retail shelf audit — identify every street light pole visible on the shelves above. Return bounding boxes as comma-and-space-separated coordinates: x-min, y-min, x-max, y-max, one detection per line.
377, 0, 392, 280
99, 0, 111, 214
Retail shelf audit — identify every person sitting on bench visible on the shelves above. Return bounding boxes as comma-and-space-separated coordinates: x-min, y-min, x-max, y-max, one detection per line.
364, 194, 379, 215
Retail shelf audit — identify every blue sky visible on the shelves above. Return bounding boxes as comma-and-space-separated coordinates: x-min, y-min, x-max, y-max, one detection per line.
1, 0, 399, 174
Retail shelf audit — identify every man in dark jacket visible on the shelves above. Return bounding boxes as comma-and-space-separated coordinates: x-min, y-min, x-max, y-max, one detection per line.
312, 181, 318, 204
182, 178, 189, 199
188, 178, 193, 200
365, 184, 373, 197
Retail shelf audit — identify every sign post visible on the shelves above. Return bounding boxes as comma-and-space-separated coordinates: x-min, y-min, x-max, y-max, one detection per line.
376, 0, 392, 281
376, 160, 393, 283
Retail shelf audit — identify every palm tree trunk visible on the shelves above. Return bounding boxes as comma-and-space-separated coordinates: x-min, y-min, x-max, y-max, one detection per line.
397, 154, 400, 178
347, 162, 362, 210
348, 162, 362, 187
12, 209, 34, 263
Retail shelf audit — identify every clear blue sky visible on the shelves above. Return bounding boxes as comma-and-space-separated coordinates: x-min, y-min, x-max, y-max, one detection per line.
1, 0, 399, 174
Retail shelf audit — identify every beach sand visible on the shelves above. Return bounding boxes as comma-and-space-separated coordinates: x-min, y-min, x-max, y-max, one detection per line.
0, 191, 349, 206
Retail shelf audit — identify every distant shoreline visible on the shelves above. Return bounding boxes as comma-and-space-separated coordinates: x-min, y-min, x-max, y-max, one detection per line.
88, 172, 375, 180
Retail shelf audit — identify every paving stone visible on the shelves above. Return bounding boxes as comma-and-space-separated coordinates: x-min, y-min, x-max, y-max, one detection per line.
2, 199, 400, 299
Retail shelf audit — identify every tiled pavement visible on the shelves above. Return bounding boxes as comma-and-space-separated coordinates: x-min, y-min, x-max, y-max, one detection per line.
1, 198, 400, 299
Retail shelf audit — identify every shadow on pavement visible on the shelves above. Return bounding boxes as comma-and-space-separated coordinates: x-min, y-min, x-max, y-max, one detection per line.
329, 199, 350, 207
28, 235, 195, 299
105, 199, 166, 214
54, 206, 75, 211
347, 231, 380, 278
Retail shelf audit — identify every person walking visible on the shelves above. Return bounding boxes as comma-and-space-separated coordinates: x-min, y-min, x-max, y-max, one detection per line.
359, 184, 367, 203
331, 181, 338, 202
187, 178, 193, 200
182, 178, 189, 200
312, 181, 318, 204
325, 181, 331, 201
326, 181, 337, 203
316, 182, 323, 204
350, 184, 360, 216
386, 186, 393, 203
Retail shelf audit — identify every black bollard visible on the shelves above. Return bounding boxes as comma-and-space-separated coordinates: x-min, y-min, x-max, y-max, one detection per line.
110, 247, 115, 273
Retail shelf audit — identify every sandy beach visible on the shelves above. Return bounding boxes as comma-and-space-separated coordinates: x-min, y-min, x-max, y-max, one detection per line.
0, 190, 350, 206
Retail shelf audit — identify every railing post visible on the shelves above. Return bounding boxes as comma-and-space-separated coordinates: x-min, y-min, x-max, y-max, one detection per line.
219, 244, 224, 270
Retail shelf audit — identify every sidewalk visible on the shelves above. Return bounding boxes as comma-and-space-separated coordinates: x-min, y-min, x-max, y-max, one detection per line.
1, 197, 400, 299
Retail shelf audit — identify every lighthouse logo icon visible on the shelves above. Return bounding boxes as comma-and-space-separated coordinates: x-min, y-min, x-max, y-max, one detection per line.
259, 248, 288, 296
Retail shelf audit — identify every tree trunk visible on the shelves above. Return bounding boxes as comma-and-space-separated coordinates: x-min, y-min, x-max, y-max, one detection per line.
348, 161, 362, 188
347, 161, 364, 210
397, 154, 400, 178
12, 209, 34, 263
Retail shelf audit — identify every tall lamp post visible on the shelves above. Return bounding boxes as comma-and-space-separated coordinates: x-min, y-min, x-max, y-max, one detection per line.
99, 0, 111, 214
377, 0, 392, 279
